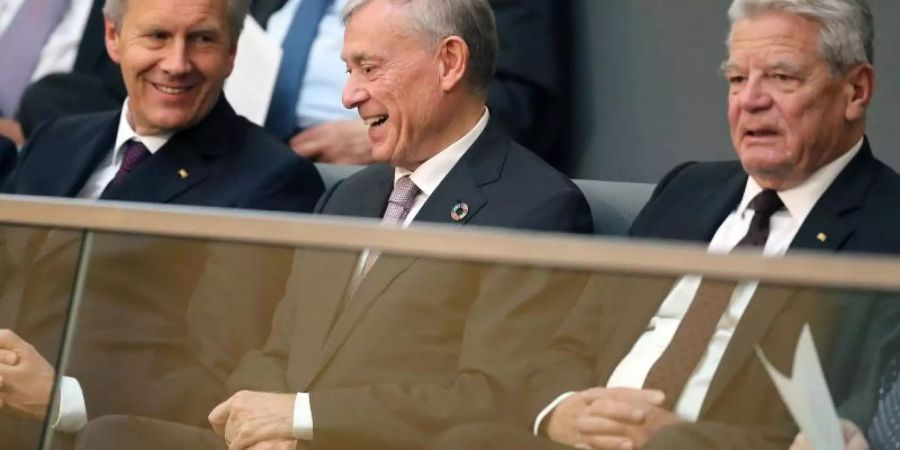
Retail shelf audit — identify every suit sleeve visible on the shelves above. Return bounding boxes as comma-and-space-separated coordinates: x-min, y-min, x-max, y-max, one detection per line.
1, 119, 53, 194
244, 155, 324, 213
305, 266, 591, 450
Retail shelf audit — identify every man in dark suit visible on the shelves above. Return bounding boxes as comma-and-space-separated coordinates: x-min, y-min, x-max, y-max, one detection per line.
251, 0, 565, 164
69, 0, 591, 448
0, 0, 323, 447
427, 1, 900, 449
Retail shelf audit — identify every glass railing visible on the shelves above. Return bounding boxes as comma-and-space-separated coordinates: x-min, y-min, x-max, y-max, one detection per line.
0, 195, 896, 450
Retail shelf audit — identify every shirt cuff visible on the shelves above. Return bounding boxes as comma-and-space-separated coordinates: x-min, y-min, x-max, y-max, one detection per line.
533, 392, 576, 436
52, 376, 88, 433
292, 392, 314, 441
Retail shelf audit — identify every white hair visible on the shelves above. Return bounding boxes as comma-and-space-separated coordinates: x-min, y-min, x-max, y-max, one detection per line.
728, 0, 874, 74
103, 0, 250, 44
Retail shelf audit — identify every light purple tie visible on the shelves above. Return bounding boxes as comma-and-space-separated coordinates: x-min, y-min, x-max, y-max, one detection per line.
360, 176, 420, 275
0, 0, 70, 117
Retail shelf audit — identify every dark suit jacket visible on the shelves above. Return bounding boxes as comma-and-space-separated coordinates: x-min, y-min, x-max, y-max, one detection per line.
221, 118, 591, 450
5, 96, 323, 210
522, 140, 900, 450
0, 97, 323, 448
251, 0, 564, 160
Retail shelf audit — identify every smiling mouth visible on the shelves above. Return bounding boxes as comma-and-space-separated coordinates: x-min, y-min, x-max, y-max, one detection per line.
745, 129, 779, 138
153, 83, 193, 95
364, 115, 389, 129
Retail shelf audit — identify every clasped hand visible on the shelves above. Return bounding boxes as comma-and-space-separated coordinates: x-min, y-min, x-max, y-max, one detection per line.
547, 387, 681, 450
0, 329, 55, 421
209, 390, 297, 450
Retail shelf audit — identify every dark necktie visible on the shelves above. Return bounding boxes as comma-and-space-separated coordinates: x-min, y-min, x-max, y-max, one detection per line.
0, 0, 70, 116
104, 140, 152, 190
264, 0, 333, 139
869, 356, 900, 450
642, 189, 784, 410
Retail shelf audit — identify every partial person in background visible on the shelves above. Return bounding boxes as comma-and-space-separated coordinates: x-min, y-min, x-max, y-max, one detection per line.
252, 0, 564, 164
0, 0, 125, 145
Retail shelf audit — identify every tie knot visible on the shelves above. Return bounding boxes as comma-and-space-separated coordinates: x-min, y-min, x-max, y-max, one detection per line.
390, 176, 420, 205
748, 189, 784, 221
120, 140, 152, 172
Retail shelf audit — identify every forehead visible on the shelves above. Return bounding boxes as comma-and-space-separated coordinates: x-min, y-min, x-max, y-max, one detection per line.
728, 11, 822, 64
124, 0, 227, 27
341, 0, 420, 61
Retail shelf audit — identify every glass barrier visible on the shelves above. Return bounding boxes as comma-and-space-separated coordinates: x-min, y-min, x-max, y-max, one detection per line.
0, 225, 86, 450
0, 198, 897, 450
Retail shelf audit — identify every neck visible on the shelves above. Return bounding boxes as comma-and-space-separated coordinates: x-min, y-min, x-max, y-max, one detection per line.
400, 101, 485, 171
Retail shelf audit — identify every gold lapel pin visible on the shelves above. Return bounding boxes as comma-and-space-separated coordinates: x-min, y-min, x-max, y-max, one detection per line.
817, 232, 828, 243
178, 169, 189, 179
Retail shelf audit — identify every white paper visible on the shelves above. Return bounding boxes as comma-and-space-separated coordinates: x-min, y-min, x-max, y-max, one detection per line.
756, 324, 843, 450
224, 16, 283, 126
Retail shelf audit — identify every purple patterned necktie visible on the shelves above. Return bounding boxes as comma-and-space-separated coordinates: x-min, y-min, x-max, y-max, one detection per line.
360, 175, 420, 275
0, 0, 71, 117
105, 140, 152, 189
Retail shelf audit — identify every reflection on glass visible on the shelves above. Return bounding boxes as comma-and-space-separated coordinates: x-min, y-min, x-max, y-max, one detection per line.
10, 227, 896, 450
0, 225, 85, 450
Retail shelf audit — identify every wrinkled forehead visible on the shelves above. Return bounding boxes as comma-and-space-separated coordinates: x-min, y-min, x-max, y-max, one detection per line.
726, 12, 824, 64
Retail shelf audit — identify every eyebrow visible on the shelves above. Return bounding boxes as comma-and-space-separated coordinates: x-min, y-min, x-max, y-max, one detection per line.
720, 61, 742, 75
343, 51, 379, 64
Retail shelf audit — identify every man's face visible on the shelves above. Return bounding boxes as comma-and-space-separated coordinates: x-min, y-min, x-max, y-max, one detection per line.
105, 0, 236, 135
725, 11, 858, 190
341, 0, 446, 169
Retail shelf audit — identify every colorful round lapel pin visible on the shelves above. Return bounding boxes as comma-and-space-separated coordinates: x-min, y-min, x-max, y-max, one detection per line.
451, 202, 469, 222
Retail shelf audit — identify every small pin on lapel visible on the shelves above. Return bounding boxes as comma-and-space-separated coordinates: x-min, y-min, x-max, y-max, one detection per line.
817, 232, 827, 243
178, 169, 189, 179
450, 202, 469, 222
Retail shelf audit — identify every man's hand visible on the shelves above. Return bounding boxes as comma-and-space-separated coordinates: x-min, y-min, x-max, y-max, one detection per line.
0, 119, 24, 146
573, 387, 677, 450
209, 391, 296, 450
545, 391, 596, 447
790, 419, 869, 450
289, 119, 372, 164
0, 329, 55, 421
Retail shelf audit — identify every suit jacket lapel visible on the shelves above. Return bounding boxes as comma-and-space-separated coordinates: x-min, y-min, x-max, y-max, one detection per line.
100, 97, 235, 203
790, 140, 876, 252
413, 118, 507, 226
54, 113, 118, 198
301, 255, 417, 390
659, 170, 746, 243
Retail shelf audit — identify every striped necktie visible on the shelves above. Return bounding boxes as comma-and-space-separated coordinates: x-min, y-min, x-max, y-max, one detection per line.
870, 356, 900, 450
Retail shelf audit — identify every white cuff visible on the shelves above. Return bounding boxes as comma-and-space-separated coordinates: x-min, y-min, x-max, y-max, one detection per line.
533, 392, 576, 436
52, 376, 88, 433
292, 392, 313, 441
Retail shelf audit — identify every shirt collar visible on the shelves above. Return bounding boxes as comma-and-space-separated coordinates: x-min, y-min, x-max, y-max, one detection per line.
394, 108, 490, 196
113, 99, 174, 160
737, 137, 864, 223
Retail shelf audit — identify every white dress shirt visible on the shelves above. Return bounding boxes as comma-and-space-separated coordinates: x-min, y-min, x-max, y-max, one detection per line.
534, 138, 864, 434
56, 99, 173, 432
0, 0, 94, 82
292, 108, 491, 440
266, 0, 357, 129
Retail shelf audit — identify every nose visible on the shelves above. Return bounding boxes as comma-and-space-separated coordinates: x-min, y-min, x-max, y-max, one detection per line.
737, 75, 773, 113
160, 39, 192, 76
342, 76, 369, 110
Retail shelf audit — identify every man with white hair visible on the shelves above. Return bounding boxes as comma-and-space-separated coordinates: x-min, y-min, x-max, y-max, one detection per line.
427, 0, 900, 449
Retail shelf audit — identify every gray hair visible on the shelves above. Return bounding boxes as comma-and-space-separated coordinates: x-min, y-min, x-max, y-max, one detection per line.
728, 0, 873, 75
342, 0, 499, 97
103, 0, 250, 44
